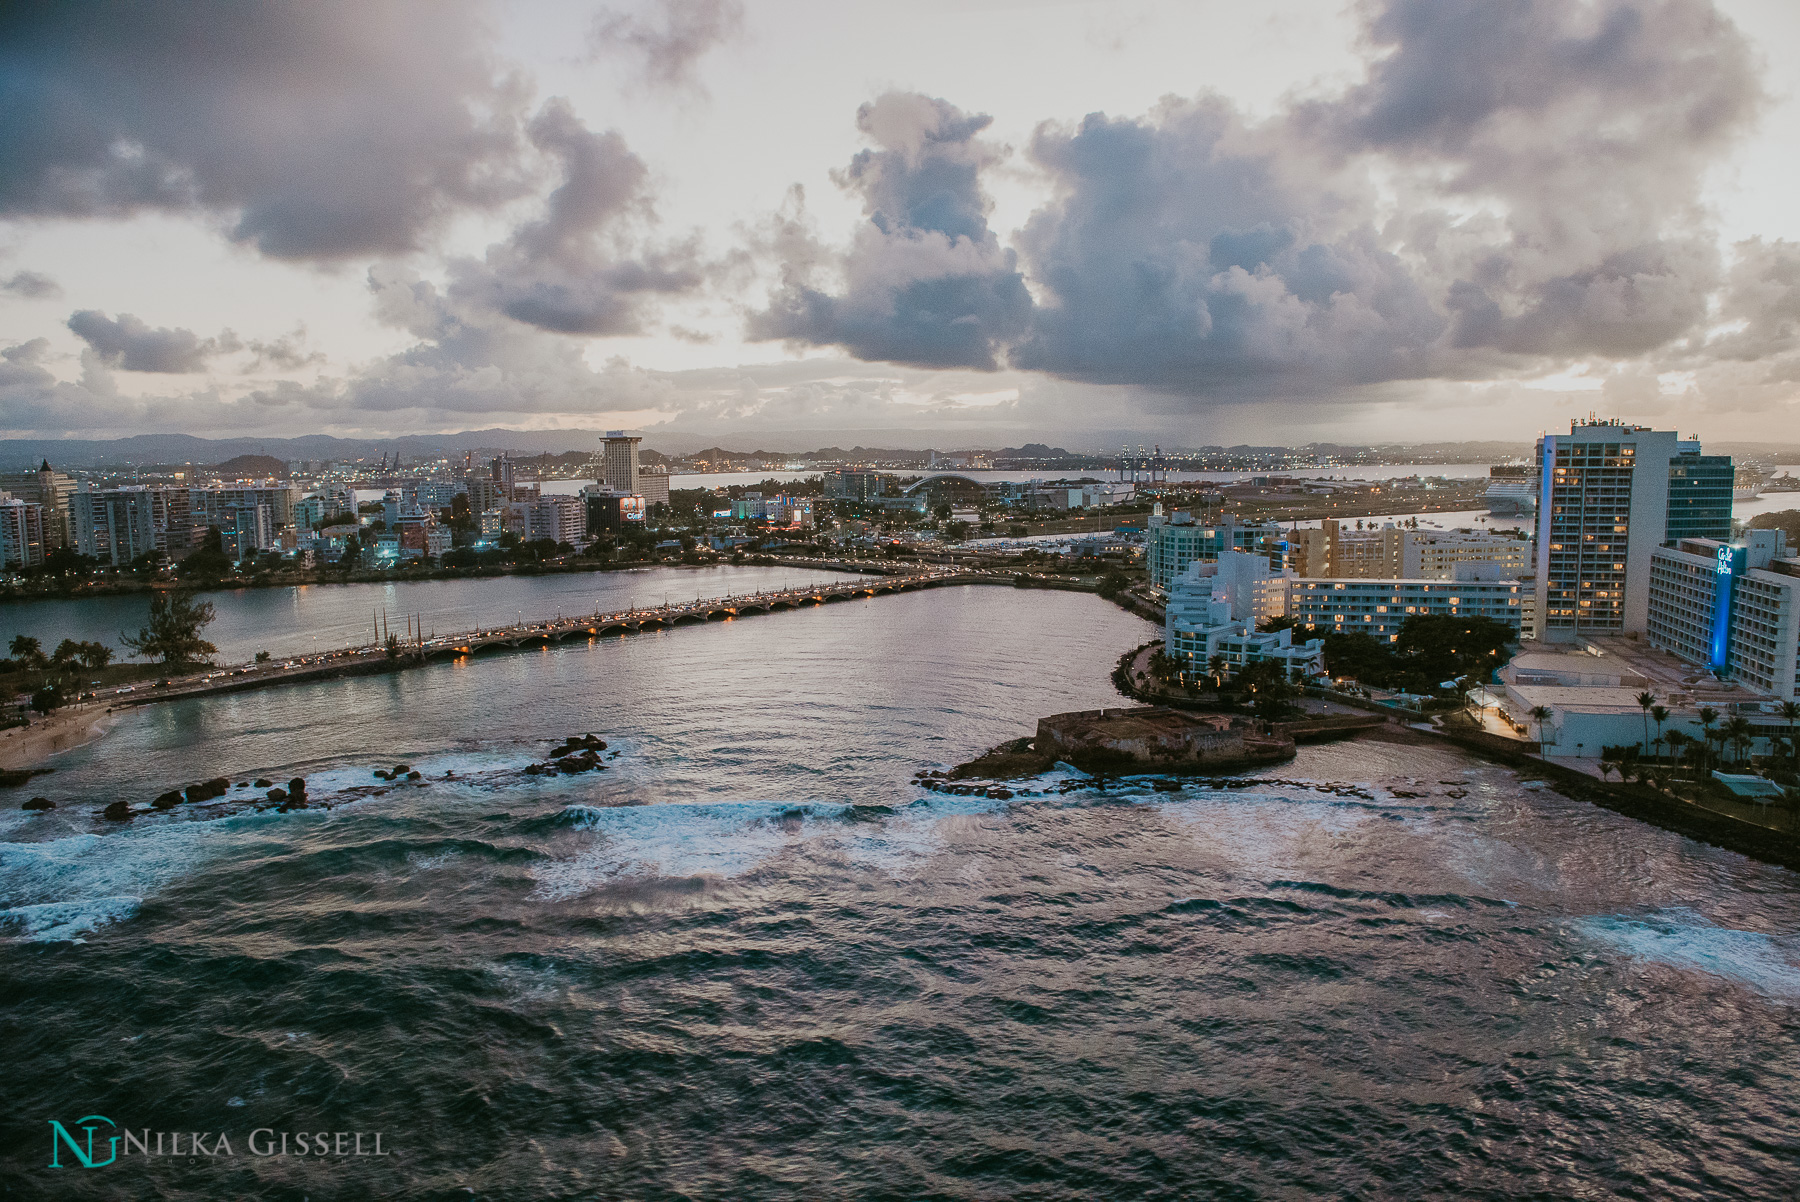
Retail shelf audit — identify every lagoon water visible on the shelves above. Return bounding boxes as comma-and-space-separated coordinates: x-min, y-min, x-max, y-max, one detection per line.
2, 582, 1798, 1198
0, 563, 862, 666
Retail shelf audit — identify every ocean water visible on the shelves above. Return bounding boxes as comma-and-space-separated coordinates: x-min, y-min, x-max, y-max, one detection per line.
2, 585, 1798, 1199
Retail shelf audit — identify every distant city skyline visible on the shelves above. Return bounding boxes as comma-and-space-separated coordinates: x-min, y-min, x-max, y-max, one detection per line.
3, 0, 1799, 445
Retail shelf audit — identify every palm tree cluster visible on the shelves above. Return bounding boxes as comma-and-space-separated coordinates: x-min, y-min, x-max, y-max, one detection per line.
6, 634, 114, 673
1593, 691, 1800, 801
3, 634, 117, 716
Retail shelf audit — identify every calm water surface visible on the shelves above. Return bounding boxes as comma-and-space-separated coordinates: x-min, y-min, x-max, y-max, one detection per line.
2, 586, 1797, 1199
0, 564, 863, 664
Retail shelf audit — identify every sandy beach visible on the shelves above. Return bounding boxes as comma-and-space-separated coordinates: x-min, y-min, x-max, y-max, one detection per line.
0, 705, 118, 773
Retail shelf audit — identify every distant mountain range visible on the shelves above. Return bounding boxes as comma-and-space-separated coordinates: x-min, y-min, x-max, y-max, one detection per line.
0, 429, 613, 469
4, 430, 1795, 471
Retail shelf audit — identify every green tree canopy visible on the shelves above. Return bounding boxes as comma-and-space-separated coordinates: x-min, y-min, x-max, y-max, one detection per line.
8, 635, 44, 668
1393, 614, 1513, 686
121, 594, 218, 668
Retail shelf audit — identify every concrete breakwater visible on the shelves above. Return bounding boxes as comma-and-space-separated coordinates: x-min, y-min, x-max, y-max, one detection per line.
106, 568, 1003, 712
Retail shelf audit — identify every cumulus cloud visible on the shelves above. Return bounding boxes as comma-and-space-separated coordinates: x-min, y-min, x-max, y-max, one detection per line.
0, 0, 537, 259
589, 0, 744, 93
754, 0, 1769, 409
1, 270, 61, 299
218, 264, 687, 425
242, 325, 327, 373
66, 310, 238, 373
1010, 98, 1446, 392
749, 93, 1032, 370
448, 99, 704, 336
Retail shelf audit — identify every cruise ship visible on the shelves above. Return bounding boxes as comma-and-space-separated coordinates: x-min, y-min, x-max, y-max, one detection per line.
1485, 465, 1537, 515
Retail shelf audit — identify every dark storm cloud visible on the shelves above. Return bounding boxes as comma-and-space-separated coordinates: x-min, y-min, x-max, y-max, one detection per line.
66, 310, 237, 373
754, 0, 1765, 402
1711, 239, 1800, 363
450, 99, 704, 337
590, 0, 744, 92
0, 1, 535, 259
749, 94, 1032, 370
1, 271, 61, 299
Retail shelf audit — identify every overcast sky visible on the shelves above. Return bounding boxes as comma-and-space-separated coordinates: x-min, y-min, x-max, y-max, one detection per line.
3, 0, 1798, 449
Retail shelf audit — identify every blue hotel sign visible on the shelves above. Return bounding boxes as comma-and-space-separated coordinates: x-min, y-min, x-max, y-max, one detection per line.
1711, 544, 1745, 671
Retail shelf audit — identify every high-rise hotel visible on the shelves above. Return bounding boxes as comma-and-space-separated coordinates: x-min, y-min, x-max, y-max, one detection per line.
1532, 421, 1732, 642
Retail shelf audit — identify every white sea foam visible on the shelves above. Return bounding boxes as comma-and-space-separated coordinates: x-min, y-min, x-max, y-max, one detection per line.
1576, 907, 1800, 1000
531, 793, 1014, 898
831, 793, 1010, 872
0, 895, 140, 942
0, 811, 282, 942
532, 800, 843, 896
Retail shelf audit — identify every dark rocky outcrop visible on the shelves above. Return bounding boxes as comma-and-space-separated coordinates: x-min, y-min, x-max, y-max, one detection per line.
22, 796, 53, 811
266, 788, 288, 804
102, 800, 132, 821
153, 790, 185, 809
288, 777, 307, 797
253, 778, 272, 788
554, 752, 603, 774
522, 735, 613, 777
185, 778, 230, 803
0, 768, 51, 789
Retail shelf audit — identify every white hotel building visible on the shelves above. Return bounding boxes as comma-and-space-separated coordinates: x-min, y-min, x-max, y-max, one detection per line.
1164, 552, 1324, 683
1288, 573, 1526, 642
1648, 530, 1800, 700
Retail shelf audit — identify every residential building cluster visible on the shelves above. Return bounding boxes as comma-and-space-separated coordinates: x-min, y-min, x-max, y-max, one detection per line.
824, 469, 1136, 514
0, 431, 696, 571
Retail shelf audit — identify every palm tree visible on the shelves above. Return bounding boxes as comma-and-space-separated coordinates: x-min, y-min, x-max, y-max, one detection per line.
1529, 705, 1554, 759
1698, 706, 1720, 769
1724, 715, 1754, 769
1618, 746, 1643, 784
1635, 690, 1657, 756
1781, 701, 1800, 770
1663, 730, 1690, 779
1650, 705, 1669, 763
1208, 654, 1228, 690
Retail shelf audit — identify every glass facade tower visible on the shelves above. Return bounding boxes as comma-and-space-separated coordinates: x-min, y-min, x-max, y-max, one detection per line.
1665, 447, 1734, 542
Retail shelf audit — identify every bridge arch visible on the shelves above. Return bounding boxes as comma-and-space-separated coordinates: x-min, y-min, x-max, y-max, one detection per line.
899, 472, 989, 496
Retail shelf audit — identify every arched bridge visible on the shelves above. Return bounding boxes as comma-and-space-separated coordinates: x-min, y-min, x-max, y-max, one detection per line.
898, 472, 991, 495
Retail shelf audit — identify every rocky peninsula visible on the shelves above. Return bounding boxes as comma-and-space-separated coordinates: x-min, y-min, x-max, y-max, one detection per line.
941, 706, 1298, 779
